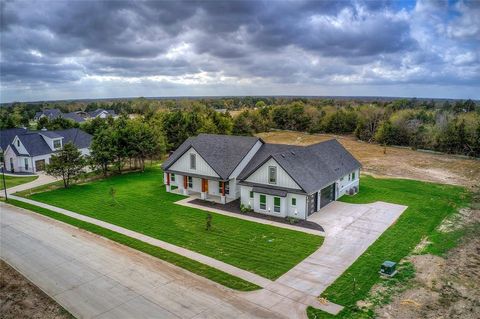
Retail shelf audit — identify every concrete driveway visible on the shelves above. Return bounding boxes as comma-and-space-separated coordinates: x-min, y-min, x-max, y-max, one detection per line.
0, 204, 280, 319
276, 201, 407, 296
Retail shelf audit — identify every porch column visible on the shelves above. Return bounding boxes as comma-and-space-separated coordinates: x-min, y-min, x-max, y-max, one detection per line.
165, 172, 171, 192
183, 176, 189, 195
201, 178, 207, 200
220, 181, 226, 204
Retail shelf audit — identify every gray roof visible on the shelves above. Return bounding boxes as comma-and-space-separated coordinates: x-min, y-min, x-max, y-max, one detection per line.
34, 109, 62, 120
3, 128, 92, 157
63, 112, 86, 123
0, 128, 27, 151
162, 134, 261, 180
252, 186, 287, 197
239, 139, 361, 194
89, 109, 116, 118
39, 131, 62, 139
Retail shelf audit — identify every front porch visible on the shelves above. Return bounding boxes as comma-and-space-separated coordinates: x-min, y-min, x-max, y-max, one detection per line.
165, 171, 235, 204
170, 188, 237, 204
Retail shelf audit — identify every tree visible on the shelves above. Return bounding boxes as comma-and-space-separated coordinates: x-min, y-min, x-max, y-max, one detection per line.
89, 128, 117, 176
46, 142, 85, 188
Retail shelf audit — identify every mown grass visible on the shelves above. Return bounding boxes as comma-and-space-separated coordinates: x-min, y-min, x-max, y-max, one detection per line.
5, 199, 260, 291
308, 175, 470, 318
23, 167, 323, 280
0, 175, 37, 190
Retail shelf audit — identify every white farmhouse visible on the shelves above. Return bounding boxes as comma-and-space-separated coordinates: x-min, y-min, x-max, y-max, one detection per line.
162, 134, 361, 220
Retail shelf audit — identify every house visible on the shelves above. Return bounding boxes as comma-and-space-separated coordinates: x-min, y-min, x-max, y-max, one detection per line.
89, 109, 116, 119
161, 134, 361, 219
2, 128, 92, 173
34, 109, 85, 123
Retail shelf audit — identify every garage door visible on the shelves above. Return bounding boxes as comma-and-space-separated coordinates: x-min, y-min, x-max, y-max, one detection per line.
35, 159, 45, 172
320, 183, 335, 208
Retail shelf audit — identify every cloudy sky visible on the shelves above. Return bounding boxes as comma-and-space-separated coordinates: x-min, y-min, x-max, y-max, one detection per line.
1, 0, 479, 102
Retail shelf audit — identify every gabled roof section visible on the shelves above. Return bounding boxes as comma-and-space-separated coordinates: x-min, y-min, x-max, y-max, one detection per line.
54, 128, 92, 149
40, 131, 62, 139
35, 109, 62, 120
239, 139, 361, 194
63, 112, 86, 123
162, 134, 261, 180
0, 128, 27, 151
17, 133, 52, 156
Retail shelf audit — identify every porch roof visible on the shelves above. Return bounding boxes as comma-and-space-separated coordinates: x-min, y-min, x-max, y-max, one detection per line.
166, 169, 223, 181
253, 186, 288, 197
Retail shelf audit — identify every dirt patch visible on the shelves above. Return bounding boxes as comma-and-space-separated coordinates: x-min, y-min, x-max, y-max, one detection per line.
0, 260, 73, 319
257, 131, 480, 187
375, 210, 480, 319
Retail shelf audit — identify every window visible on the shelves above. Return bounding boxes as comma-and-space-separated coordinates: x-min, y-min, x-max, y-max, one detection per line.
274, 197, 281, 213
291, 197, 296, 206
188, 176, 193, 188
171, 173, 175, 182
218, 181, 230, 195
260, 194, 266, 210
53, 139, 61, 149
17, 140, 20, 147
190, 153, 196, 169
250, 191, 254, 198
351, 172, 356, 180
340, 177, 344, 181
24, 158, 29, 170
268, 166, 277, 184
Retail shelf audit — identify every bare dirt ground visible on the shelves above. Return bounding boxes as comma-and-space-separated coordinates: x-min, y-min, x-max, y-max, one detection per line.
257, 131, 480, 188
376, 209, 480, 319
0, 260, 73, 319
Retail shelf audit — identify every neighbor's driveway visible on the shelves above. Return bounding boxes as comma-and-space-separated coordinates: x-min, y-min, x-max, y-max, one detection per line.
275, 201, 407, 296
1, 173, 57, 196
0, 203, 281, 319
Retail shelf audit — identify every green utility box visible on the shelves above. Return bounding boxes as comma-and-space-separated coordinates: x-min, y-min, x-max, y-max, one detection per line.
380, 261, 397, 277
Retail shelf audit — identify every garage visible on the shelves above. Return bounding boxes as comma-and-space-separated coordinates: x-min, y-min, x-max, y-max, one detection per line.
320, 183, 335, 208
35, 159, 45, 172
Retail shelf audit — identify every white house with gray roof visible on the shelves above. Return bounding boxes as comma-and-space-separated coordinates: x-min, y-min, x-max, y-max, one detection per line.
161, 134, 361, 219
2, 128, 92, 174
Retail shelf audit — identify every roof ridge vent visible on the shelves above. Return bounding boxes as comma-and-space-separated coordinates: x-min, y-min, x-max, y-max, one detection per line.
280, 154, 285, 158
290, 151, 295, 155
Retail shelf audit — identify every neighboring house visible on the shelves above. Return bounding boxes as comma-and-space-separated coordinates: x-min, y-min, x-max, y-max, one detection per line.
34, 108, 85, 123
2, 128, 92, 174
161, 134, 361, 219
89, 109, 116, 119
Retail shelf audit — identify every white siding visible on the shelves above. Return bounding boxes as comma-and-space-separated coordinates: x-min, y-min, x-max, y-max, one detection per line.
169, 147, 219, 178
245, 158, 301, 190
229, 140, 263, 179
336, 169, 360, 198
12, 136, 29, 155
240, 185, 307, 219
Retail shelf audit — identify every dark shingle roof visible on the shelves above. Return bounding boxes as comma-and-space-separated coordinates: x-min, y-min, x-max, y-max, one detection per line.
89, 109, 116, 118
34, 109, 62, 120
239, 139, 361, 194
63, 112, 86, 123
162, 134, 261, 180
17, 133, 52, 156
0, 128, 27, 151
4, 128, 92, 157
55, 128, 92, 149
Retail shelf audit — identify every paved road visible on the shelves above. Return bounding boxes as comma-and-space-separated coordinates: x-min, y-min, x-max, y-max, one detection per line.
276, 201, 407, 296
0, 203, 281, 319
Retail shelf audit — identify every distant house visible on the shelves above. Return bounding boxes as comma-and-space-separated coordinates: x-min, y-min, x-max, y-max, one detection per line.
89, 109, 117, 119
161, 134, 361, 219
34, 109, 85, 123
2, 128, 92, 173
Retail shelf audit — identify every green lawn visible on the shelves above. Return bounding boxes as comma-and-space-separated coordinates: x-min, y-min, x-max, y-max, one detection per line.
0, 174, 38, 190
6, 199, 259, 291
25, 167, 323, 280
308, 175, 470, 319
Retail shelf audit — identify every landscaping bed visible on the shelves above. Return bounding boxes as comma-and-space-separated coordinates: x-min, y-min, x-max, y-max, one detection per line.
21, 167, 323, 280
190, 198, 324, 231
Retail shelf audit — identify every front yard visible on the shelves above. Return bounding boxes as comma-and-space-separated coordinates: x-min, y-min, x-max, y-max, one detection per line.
308, 175, 470, 318
1, 174, 38, 190
22, 167, 323, 280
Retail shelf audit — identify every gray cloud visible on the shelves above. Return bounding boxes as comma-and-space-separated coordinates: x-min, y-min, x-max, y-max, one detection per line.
0, 0, 479, 102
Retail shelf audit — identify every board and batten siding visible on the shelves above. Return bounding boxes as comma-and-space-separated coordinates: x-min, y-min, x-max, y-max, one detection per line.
169, 147, 219, 178
245, 158, 301, 190
336, 168, 360, 198
228, 140, 263, 179
240, 185, 307, 219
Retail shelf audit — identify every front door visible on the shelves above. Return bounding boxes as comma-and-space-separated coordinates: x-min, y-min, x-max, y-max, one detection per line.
9, 158, 14, 172
320, 183, 335, 208
307, 192, 317, 216
35, 159, 46, 172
